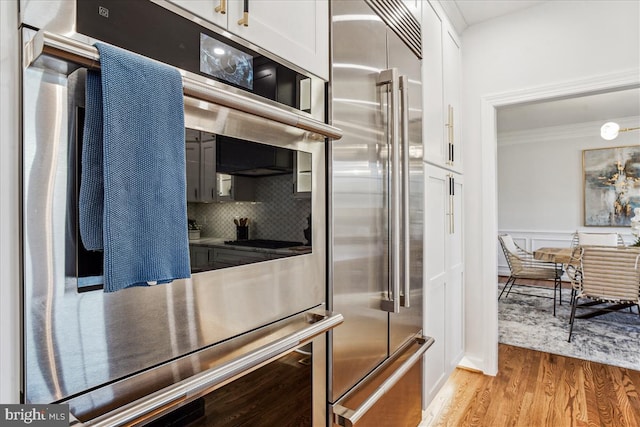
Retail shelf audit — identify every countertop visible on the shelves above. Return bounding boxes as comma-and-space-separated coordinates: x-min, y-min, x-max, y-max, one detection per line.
188, 237, 312, 256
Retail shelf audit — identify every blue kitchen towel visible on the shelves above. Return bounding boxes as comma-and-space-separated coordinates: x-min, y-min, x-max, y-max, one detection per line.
79, 42, 191, 292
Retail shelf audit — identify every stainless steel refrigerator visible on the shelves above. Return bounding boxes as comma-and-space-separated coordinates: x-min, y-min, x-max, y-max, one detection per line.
329, 1, 432, 426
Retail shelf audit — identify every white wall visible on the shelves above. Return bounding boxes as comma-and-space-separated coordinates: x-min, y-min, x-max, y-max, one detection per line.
0, 0, 20, 403
498, 117, 640, 233
460, 0, 640, 374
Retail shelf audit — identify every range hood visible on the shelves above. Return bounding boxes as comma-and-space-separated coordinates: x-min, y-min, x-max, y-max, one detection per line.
216, 135, 294, 176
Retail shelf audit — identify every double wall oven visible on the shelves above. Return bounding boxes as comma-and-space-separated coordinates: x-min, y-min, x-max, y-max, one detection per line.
20, 0, 341, 425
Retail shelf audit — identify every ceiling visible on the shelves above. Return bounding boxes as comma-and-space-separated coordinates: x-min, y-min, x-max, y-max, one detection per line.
497, 88, 640, 133
441, 0, 547, 34
456, 0, 546, 27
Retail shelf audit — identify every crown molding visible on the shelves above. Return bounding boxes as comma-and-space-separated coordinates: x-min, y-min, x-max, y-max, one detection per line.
484, 68, 640, 107
498, 115, 640, 146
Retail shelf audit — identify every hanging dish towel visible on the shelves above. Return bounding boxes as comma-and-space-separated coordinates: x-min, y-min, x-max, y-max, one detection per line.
80, 42, 190, 292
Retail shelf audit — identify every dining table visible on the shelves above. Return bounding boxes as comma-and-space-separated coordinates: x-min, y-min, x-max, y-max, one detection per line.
533, 247, 575, 264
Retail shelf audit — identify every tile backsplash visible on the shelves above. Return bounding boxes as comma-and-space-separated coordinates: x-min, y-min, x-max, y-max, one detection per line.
188, 174, 311, 243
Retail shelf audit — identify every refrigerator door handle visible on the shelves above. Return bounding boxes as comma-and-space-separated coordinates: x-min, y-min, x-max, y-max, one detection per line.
377, 68, 400, 314
331, 335, 434, 427
399, 74, 410, 308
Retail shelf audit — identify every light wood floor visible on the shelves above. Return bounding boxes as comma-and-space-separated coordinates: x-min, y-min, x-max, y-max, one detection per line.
422, 344, 640, 426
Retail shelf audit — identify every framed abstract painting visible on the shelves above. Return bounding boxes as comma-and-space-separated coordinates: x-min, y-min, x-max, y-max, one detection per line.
583, 145, 640, 226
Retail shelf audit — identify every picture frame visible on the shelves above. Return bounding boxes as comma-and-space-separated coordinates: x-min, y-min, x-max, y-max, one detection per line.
583, 145, 640, 226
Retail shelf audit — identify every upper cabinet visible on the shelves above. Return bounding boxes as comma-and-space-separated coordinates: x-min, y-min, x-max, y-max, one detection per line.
442, 28, 462, 172
293, 151, 312, 198
186, 129, 216, 203
422, 2, 462, 173
168, 0, 329, 80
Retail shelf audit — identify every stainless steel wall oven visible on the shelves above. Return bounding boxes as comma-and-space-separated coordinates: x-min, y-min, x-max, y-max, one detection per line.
20, 0, 342, 424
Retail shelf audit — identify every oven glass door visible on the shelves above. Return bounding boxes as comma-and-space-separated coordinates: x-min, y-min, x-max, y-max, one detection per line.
147, 344, 313, 427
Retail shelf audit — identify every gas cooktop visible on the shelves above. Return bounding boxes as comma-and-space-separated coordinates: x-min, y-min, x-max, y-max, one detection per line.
224, 239, 304, 249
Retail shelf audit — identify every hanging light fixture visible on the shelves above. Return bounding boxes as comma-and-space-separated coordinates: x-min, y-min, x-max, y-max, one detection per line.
600, 121, 640, 140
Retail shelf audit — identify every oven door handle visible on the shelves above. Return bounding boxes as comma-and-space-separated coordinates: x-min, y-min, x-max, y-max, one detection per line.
23, 30, 343, 141
66, 311, 343, 427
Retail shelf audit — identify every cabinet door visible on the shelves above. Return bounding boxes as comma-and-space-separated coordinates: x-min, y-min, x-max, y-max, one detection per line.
442, 28, 462, 172
294, 151, 312, 198
227, 0, 329, 80
190, 246, 213, 269
167, 0, 228, 29
186, 137, 201, 202
201, 135, 216, 202
423, 166, 464, 404
422, 3, 445, 167
217, 174, 255, 201
446, 173, 464, 370
423, 164, 448, 404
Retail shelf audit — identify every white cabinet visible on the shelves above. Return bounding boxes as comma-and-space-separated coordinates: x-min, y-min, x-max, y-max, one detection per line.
293, 151, 312, 198
186, 130, 216, 203
442, 28, 462, 172
216, 173, 255, 201
168, 0, 329, 80
168, 0, 228, 28
189, 246, 216, 270
422, 2, 462, 172
423, 164, 464, 405
212, 247, 271, 269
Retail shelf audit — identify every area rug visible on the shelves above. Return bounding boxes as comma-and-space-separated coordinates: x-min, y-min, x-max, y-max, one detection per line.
498, 283, 640, 371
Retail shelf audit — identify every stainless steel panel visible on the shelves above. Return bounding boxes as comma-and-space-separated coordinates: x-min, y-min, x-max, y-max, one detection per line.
387, 29, 423, 355
61, 308, 341, 426
331, 335, 433, 427
330, 0, 423, 405
330, 0, 390, 402
20, 0, 327, 123
22, 34, 327, 405
24, 31, 340, 140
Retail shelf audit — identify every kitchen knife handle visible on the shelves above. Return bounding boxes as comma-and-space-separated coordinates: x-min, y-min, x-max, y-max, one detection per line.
377, 68, 400, 314
215, 0, 226, 14
400, 74, 410, 308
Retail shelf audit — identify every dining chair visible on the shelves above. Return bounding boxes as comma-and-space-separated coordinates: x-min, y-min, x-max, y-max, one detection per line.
567, 245, 640, 342
498, 234, 564, 316
567, 231, 625, 304
569, 231, 625, 247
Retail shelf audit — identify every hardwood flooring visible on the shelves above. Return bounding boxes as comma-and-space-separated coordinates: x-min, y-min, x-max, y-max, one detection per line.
422, 344, 640, 427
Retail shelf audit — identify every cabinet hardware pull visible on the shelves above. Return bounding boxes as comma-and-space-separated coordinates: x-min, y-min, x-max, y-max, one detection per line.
238, 0, 249, 26
215, 0, 226, 14
449, 105, 453, 145
451, 176, 455, 234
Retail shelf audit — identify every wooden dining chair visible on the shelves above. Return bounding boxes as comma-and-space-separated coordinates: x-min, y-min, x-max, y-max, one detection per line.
568, 245, 640, 342
498, 234, 564, 316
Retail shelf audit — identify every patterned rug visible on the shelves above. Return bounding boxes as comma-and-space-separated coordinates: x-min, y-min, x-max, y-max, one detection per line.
498, 283, 640, 371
